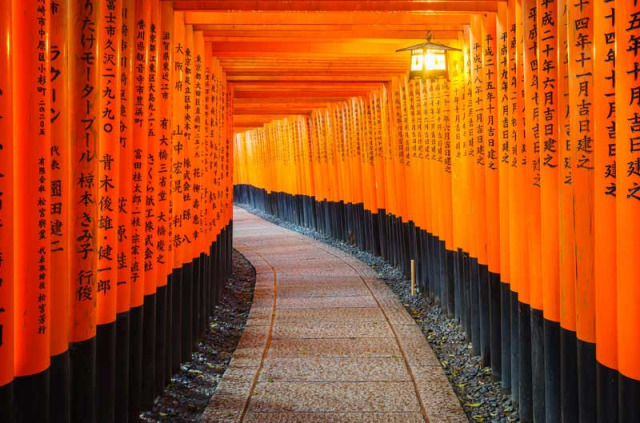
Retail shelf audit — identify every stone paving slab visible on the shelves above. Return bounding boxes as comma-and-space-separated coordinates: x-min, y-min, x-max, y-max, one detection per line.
235, 327, 270, 349
202, 208, 467, 423
243, 412, 426, 423
392, 324, 442, 368
276, 295, 378, 309
274, 274, 366, 284
274, 276, 365, 287
249, 381, 421, 413
259, 357, 411, 382
272, 321, 393, 339
276, 285, 371, 298
266, 338, 402, 359
274, 307, 386, 323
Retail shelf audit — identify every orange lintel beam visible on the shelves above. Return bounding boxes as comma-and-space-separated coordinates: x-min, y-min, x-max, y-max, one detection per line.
203, 31, 463, 41
233, 126, 261, 132
227, 75, 393, 82
210, 51, 411, 59
217, 57, 408, 63
218, 62, 408, 69
234, 96, 358, 103
235, 109, 326, 115
231, 87, 384, 94
209, 41, 426, 55
233, 116, 305, 126
174, 1, 500, 12
208, 37, 429, 45
223, 69, 405, 76
233, 90, 373, 98
234, 103, 334, 111
231, 81, 385, 90
195, 24, 465, 32
234, 99, 337, 106
220, 58, 409, 68
184, 11, 472, 25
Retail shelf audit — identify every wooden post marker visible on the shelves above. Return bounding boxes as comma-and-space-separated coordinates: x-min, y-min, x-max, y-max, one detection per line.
411, 259, 416, 296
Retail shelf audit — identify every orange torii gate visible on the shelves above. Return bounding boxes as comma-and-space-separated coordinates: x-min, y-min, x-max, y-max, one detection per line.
232, 1, 640, 420
0, 1, 234, 422
3, 0, 640, 421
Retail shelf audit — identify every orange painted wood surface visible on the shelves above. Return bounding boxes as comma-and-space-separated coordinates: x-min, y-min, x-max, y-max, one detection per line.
13, 0, 52, 375
118, 0, 135, 315
49, 0, 70, 357
97, 0, 123, 326
616, 0, 640, 381
0, 0, 13, 387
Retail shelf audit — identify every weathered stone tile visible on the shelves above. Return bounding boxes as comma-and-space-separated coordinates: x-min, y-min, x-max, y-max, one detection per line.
267, 338, 401, 359
259, 357, 410, 382
243, 412, 425, 423
272, 321, 393, 339
247, 382, 421, 413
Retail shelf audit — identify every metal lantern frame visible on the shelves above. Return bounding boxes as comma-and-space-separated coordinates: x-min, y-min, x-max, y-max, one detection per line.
396, 34, 461, 80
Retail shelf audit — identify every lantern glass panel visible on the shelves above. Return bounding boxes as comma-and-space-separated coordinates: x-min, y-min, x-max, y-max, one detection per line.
425, 49, 446, 71
411, 48, 424, 72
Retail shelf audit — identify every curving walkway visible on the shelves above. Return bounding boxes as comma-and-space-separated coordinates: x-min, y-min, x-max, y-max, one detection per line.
202, 207, 467, 423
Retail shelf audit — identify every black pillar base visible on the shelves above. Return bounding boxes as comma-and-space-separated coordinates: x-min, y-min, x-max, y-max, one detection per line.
115, 311, 130, 423
50, 350, 70, 423
14, 369, 50, 423
96, 322, 116, 423
544, 319, 560, 423
560, 327, 579, 423
70, 336, 96, 423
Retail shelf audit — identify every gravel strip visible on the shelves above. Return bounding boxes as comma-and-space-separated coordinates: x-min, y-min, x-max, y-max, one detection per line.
141, 250, 256, 423
237, 203, 520, 423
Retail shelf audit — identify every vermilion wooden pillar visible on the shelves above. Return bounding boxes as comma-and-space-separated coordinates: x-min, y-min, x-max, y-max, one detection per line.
537, 0, 561, 418
95, 1, 122, 422
615, 0, 640, 420
464, 28, 477, 345
450, 51, 465, 322
391, 77, 408, 268
442, 76, 455, 318
496, 1, 512, 391
433, 79, 446, 307
557, 0, 579, 419
402, 79, 417, 270
508, 0, 527, 405
157, 0, 174, 392
141, 0, 160, 411
116, 1, 135, 421
130, 1, 151, 420
13, 1, 52, 422
181, 23, 194, 363
482, 12, 501, 380
69, 0, 100, 416
0, 1, 13, 421
522, 0, 542, 417
49, 1, 71, 421
191, 29, 204, 350
593, 1, 618, 421
568, 0, 597, 418
170, 9, 185, 375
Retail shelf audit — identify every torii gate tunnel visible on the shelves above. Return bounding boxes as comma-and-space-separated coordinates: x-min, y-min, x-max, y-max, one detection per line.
1, 0, 640, 422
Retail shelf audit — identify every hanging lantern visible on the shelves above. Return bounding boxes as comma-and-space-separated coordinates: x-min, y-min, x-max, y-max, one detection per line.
397, 32, 460, 80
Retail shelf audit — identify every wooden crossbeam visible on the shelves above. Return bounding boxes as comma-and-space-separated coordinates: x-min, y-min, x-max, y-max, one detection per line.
173, 5, 483, 130
175, 0, 500, 12
233, 90, 375, 98
228, 75, 393, 81
184, 11, 473, 25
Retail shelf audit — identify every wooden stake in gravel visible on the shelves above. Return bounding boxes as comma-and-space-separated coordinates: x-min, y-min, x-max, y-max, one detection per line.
411, 259, 416, 296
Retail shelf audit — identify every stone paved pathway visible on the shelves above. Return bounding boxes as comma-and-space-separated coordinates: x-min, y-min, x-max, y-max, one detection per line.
202, 208, 467, 423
